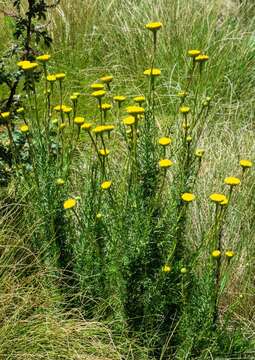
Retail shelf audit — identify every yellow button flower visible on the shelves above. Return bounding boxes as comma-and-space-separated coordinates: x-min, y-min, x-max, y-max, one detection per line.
59, 123, 67, 130
123, 116, 136, 126
98, 149, 110, 156
158, 137, 171, 146
54, 105, 66, 112
134, 95, 145, 104
240, 159, 252, 169
47, 74, 57, 82
16, 107, 25, 114
99, 103, 112, 111
159, 159, 173, 168
74, 117, 85, 125
20, 124, 29, 133
0, 112, 10, 119
63, 106, 72, 114
186, 136, 192, 143
195, 149, 205, 158
180, 267, 187, 274
187, 49, 201, 58
181, 193, 196, 202
162, 264, 171, 272
100, 75, 113, 83
90, 83, 104, 90
143, 68, 161, 76
113, 95, 126, 103
21, 62, 38, 71
145, 22, 163, 31
195, 54, 209, 62
91, 90, 106, 98
56, 178, 65, 186
101, 181, 112, 190
212, 250, 221, 258
209, 193, 226, 204
63, 198, 76, 209
180, 106, 190, 114
81, 122, 92, 131
224, 177, 241, 186
55, 73, 66, 80
36, 54, 51, 62
225, 250, 235, 259
178, 91, 188, 98
17, 60, 30, 68
126, 106, 145, 115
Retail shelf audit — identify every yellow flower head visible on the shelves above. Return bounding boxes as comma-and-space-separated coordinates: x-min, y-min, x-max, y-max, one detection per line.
90, 83, 104, 90
70, 95, 78, 101
181, 193, 196, 202
21, 62, 38, 71
180, 267, 187, 274
17, 60, 30, 68
98, 149, 110, 156
187, 49, 201, 58
104, 125, 115, 132
195, 148, 205, 158
143, 68, 161, 76
225, 250, 235, 259
54, 105, 66, 112
195, 54, 209, 62
63, 198, 76, 209
220, 197, 228, 206
186, 136, 192, 143
209, 193, 227, 204
159, 159, 173, 168
74, 117, 85, 125
158, 137, 171, 146
20, 124, 29, 133
16, 107, 25, 114
224, 176, 241, 186
100, 75, 113, 84
73, 92, 81, 97
240, 159, 252, 169
36, 54, 51, 62
123, 116, 136, 126
162, 264, 171, 273
99, 103, 112, 111
126, 106, 145, 115
134, 95, 146, 104
63, 106, 72, 114
56, 178, 65, 186
47, 74, 57, 82
96, 213, 103, 219
55, 73, 66, 80
212, 250, 221, 258
0, 112, 10, 119
59, 123, 67, 130
178, 91, 188, 98
101, 180, 112, 190
114, 95, 126, 103
81, 122, 92, 131
180, 106, 190, 114
145, 22, 163, 31
91, 90, 106, 98
93, 125, 114, 135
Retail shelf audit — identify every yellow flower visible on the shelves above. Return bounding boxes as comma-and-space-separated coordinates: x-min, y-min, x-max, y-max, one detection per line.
101, 181, 112, 190
36, 54, 51, 62
195, 148, 205, 158
90, 83, 104, 90
54, 105, 66, 112
47, 74, 57, 82
104, 125, 115, 132
186, 136, 192, 143
91, 90, 106, 98
55, 73, 66, 80
81, 122, 92, 131
212, 250, 221, 258
187, 49, 201, 58
93, 125, 114, 134
143, 68, 161, 76
145, 22, 163, 31
182, 122, 190, 130
51, 118, 58, 125
96, 213, 103, 219
123, 116, 136, 126
63, 106, 72, 114
209, 193, 227, 204
162, 264, 171, 272
100, 75, 113, 84
74, 117, 85, 125
159, 159, 173, 168
17, 60, 30, 68
21, 62, 38, 71
178, 91, 188, 98
220, 197, 228, 206
59, 123, 67, 130
20, 124, 29, 133
195, 54, 209, 62
0, 112, 10, 119
225, 250, 235, 259
180, 106, 190, 114
63, 198, 76, 209
70, 95, 78, 101
158, 137, 171, 146
99, 103, 112, 111
16, 107, 25, 114
181, 193, 196, 202
56, 178, 65, 186
180, 267, 187, 274
134, 95, 145, 104
224, 176, 241, 186
113, 95, 126, 103
73, 92, 81, 97
240, 159, 252, 169
98, 149, 110, 156
126, 106, 145, 115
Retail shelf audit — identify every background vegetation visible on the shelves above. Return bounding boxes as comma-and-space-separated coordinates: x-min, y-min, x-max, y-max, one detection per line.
0, 0, 254, 359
